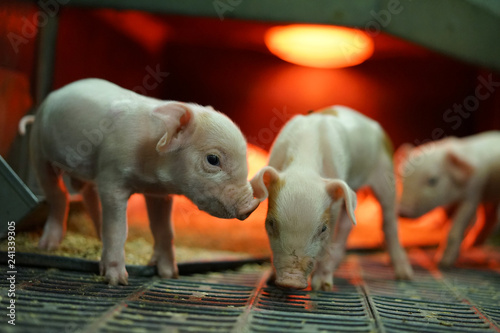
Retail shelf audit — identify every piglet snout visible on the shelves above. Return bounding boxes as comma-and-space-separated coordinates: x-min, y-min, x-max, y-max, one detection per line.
275, 271, 308, 290
398, 210, 412, 219
236, 197, 259, 220
398, 205, 420, 219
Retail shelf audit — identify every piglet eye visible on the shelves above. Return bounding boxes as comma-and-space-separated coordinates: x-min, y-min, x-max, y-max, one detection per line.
321, 225, 327, 233
207, 154, 220, 166
427, 176, 438, 187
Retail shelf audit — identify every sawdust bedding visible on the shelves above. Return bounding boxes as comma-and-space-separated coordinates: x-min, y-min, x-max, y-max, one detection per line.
0, 210, 251, 265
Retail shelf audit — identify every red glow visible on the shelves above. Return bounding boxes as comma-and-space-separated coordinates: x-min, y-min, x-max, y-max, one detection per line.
95, 10, 170, 54
127, 144, 487, 256
265, 25, 374, 69
349, 190, 451, 249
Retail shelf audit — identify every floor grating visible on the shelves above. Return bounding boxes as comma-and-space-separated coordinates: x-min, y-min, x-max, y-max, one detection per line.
1, 248, 499, 332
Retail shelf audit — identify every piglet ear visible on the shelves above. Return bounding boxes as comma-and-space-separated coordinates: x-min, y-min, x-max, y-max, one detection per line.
250, 166, 280, 201
394, 143, 414, 171
445, 150, 474, 185
153, 102, 193, 153
325, 179, 357, 225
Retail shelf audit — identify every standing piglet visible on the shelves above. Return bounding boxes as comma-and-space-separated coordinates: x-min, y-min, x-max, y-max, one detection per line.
251, 106, 413, 290
397, 132, 500, 267
28, 78, 258, 285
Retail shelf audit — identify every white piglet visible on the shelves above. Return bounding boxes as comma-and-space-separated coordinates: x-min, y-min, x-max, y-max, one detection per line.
28, 78, 259, 285
397, 131, 500, 267
251, 106, 413, 291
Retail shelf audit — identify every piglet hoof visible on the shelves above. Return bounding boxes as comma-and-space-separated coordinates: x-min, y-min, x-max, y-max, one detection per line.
148, 254, 178, 279
156, 260, 179, 279
436, 249, 459, 269
391, 251, 414, 280
394, 257, 414, 280
311, 273, 334, 291
100, 261, 129, 286
158, 264, 179, 279
267, 271, 277, 286
438, 257, 456, 269
394, 263, 414, 280
38, 231, 63, 251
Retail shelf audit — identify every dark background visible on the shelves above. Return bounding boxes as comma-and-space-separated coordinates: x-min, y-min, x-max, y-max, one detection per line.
2, 4, 499, 157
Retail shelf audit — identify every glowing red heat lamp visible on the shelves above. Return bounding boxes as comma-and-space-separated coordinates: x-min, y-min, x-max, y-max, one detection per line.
264, 24, 374, 69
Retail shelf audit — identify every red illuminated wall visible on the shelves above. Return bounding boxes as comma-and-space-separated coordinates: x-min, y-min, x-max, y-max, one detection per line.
3, 6, 499, 154
51, 8, 500, 149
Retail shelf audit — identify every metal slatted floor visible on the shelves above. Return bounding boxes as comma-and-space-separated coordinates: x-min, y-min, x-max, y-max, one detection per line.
1, 248, 499, 332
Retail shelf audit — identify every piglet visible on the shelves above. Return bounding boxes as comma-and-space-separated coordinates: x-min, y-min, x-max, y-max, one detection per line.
397, 131, 500, 267
27, 78, 259, 285
251, 105, 413, 291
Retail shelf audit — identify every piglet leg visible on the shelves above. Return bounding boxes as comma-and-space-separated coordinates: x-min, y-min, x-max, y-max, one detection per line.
471, 201, 499, 246
71, 178, 102, 239
370, 155, 413, 280
81, 183, 102, 239
36, 161, 69, 251
98, 182, 130, 285
311, 210, 352, 291
438, 200, 477, 267
145, 195, 178, 279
